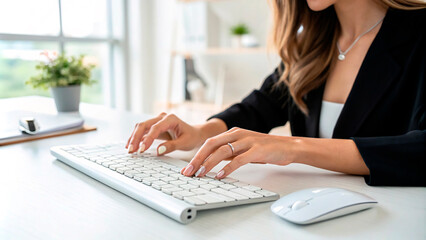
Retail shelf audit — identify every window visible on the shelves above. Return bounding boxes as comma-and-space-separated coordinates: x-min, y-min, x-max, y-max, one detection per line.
0, 0, 126, 106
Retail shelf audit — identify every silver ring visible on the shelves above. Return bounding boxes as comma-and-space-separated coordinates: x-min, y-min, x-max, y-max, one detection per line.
227, 143, 235, 155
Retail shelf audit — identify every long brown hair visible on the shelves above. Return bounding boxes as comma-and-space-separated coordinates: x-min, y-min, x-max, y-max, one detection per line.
269, 0, 426, 114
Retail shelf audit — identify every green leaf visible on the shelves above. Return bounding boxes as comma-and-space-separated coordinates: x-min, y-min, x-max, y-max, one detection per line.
26, 53, 97, 89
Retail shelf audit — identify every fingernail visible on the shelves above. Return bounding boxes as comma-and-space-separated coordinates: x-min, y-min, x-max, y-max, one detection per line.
183, 164, 194, 175
158, 145, 167, 155
195, 166, 205, 177
138, 143, 145, 154
216, 170, 225, 179
128, 145, 134, 153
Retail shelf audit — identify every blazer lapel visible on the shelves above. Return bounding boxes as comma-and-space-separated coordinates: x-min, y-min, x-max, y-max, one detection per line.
305, 84, 325, 137
332, 9, 407, 138
333, 51, 400, 138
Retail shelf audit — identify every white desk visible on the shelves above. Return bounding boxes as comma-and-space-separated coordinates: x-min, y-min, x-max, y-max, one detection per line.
1, 96, 425, 240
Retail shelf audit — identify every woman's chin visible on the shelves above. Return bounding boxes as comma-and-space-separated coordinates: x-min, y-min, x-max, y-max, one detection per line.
306, 0, 335, 12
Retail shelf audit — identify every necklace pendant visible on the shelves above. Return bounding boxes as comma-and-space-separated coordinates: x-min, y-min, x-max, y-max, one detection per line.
338, 54, 345, 61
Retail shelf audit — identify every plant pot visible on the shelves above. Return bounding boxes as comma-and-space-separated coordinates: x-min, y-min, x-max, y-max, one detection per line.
231, 35, 244, 48
51, 85, 81, 112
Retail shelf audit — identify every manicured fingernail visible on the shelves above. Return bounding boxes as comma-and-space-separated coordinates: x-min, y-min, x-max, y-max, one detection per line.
138, 143, 145, 154
128, 145, 134, 153
158, 145, 166, 155
216, 170, 225, 179
195, 166, 205, 177
183, 164, 194, 175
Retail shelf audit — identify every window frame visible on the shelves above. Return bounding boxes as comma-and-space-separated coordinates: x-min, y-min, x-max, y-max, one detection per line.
0, 0, 128, 109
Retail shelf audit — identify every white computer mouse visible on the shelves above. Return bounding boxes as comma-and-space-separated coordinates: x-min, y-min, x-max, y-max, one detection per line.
271, 188, 378, 225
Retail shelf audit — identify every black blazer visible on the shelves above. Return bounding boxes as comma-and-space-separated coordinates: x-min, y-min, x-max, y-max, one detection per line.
210, 9, 426, 186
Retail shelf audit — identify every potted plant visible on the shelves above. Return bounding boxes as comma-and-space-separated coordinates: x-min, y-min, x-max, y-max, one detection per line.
26, 52, 95, 112
230, 23, 250, 48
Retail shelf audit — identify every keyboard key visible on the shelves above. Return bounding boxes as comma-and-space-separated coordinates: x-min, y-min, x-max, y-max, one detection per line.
142, 170, 157, 175
169, 173, 182, 178
96, 158, 109, 164
133, 173, 150, 181
160, 164, 175, 170
220, 177, 238, 184
199, 177, 214, 182
200, 184, 216, 190
188, 180, 205, 186
178, 176, 192, 181
144, 164, 156, 169
242, 185, 262, 192
124, 170, 139, 178
209, 181, 224, 186
180, 184, 197, 190
173, 190, 195, 200
162, 176, 177, 183
153, 167, 167, 172
152, 173, 166, 179
205, 172, 217, 179
219, 184, 237, 190
232, 182, 249, 187
208, 192, 236, 202
133, 167, 148, 172
190, 188, 209, 195
102, 161, 116, 167
126, 164, 140, 169
170, 180, 186, 186
162, 170, 176, 175
184, 196, 207, 206
211, 188, 249, 201
152, 181, 168, 190
160, 184, 176, 189
256, 190, 278, 197
162, 187, 183, 195
88, 156, 102, 162
117, 167, 131, 174
196, 193, 225, 204
230, 188, 263, 199
113, 159, 127, 164
129, 159, 144, 163
109, 164, 124, 170
170, 167, 182, 172
142, 177, 159, 186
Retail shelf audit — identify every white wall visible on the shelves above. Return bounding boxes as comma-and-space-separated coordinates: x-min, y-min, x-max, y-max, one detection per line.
127, 0, 155, 114
127, 0, 280, 114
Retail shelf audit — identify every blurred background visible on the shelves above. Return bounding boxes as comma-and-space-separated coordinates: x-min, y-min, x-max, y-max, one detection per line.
0, 0, 281, 121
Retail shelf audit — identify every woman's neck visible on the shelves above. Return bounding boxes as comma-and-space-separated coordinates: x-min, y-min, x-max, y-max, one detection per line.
334, 0, 388, 42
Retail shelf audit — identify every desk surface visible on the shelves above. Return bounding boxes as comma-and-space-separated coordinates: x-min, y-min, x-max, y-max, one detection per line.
1, 96, 425, 240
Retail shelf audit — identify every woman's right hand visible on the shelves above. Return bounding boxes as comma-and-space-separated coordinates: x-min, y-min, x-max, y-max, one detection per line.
126, 112, 206, 155
126, 112, 228, 156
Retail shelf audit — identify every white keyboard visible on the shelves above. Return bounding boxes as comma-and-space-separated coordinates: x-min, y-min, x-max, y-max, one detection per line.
50, 142, 279, 224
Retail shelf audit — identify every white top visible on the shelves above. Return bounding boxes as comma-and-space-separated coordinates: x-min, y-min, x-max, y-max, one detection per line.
319, 100, 344, 138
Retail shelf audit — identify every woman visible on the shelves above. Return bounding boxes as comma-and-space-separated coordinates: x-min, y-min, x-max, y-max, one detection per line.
127, 0, 426, 186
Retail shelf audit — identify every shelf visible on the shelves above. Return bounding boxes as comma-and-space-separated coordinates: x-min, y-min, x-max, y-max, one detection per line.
172, 47, 268, 57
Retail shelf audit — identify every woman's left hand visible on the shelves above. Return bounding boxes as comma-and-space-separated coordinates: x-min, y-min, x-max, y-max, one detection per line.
181, 127, 297, 179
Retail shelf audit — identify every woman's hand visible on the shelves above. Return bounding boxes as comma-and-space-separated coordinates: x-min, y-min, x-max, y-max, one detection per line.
180, 127, 297, 179
126, 113, 228, 156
